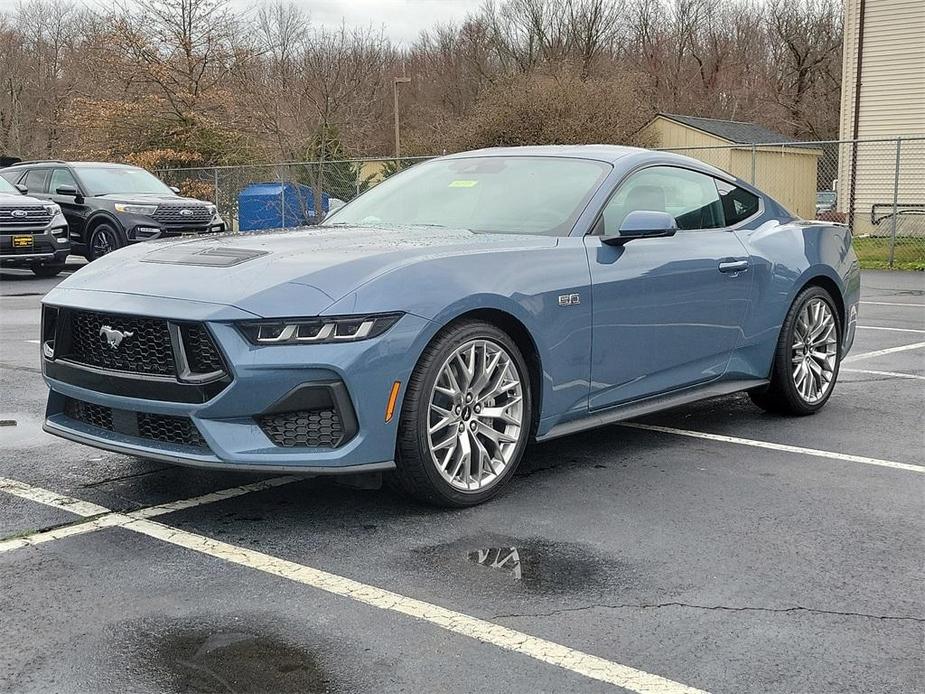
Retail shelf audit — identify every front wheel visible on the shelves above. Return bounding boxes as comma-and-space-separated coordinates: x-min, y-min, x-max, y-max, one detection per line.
750, 285, 841, 415
87, 224, 122, 261
392, 321, 532, 507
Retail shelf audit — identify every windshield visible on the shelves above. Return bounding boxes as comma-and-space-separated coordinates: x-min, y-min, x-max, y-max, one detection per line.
77, 167, 174, 196
323, 156, 611, 236
0, 176, 19, 194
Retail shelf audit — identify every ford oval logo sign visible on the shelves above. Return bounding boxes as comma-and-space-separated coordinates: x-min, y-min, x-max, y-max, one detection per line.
179, 209, 193, 217
11, 209, 27, 218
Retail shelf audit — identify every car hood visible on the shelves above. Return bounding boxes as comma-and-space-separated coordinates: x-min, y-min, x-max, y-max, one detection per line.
49, 225, 558, 317
96, 193, 210, 205
0, 191, 45, 206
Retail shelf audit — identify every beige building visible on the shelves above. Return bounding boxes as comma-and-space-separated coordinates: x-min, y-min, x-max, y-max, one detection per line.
837, 0, 925, 234
639, 113, 822, 219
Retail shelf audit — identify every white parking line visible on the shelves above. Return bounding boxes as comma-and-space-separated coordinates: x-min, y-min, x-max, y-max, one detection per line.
0, 475, 707, 694
861, 301, 925, 308
857, 326, 925, 334
619, 423, 924, 474
0, 475, 299, 554
843, 342, 925, 363
0, 476, 111, 517
842, 368, 925, 381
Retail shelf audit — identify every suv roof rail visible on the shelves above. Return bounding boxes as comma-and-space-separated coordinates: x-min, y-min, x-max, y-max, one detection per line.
6, 159, 69, 167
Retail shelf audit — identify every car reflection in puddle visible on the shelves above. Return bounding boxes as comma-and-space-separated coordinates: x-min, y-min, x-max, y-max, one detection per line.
467, 547, 523, 580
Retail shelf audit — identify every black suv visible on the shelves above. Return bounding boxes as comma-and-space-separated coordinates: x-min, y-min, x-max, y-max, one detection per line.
0, 174, 70, 277
0, 161, 225, 260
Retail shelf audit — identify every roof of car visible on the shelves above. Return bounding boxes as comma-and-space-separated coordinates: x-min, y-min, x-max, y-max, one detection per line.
442, 145, 645, 163
4, 161, 139, 169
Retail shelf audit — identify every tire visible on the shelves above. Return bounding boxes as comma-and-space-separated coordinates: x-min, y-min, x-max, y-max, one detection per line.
86, 223, 122, 261
749, 285, 842, 416
31, 263, 64, 278
392, 320, 533, 507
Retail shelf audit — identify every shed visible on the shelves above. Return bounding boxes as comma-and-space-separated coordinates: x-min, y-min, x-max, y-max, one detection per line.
238, 182, 329, 231
638, 113, 823, 219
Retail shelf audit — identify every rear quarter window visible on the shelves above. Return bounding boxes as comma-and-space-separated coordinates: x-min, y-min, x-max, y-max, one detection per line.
716, 180, 760, 225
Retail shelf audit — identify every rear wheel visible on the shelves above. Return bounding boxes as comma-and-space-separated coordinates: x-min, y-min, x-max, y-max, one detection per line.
392, 321, 532, 507
87, 223, 121, 261
750, 285, 841, 415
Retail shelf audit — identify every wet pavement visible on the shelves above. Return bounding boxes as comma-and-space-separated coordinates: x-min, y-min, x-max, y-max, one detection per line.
1, 266, 923, 693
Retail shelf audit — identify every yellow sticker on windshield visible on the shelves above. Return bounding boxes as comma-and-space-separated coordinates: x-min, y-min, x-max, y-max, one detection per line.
449, 180, 479, 188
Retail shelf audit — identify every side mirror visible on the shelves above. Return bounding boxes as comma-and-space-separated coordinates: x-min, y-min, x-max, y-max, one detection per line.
603, 210, 678, 245
56, 185, 79, 197
170, 186, 180, 194
15, 184, 28, 195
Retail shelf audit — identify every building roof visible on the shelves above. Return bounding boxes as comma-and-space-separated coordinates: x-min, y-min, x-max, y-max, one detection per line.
658, 113, 798, 145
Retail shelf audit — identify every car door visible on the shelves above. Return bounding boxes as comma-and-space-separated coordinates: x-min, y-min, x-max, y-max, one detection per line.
584, 165, 754, 409
48, 167, 90, 243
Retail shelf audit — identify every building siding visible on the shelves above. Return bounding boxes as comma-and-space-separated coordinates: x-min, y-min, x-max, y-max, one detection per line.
838, 0, 925, 235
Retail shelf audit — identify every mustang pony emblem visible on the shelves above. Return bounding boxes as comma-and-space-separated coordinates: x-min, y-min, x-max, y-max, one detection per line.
99, 325, 134, 350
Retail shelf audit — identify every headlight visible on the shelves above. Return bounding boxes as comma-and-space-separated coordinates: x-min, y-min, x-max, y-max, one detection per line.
114, 203, 158, 215
239, 313, 402, 345
207, 204, 217, 216
43, 203, 62, 216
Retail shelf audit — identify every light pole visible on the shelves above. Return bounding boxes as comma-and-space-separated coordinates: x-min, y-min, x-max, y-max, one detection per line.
393, 76, 411, 159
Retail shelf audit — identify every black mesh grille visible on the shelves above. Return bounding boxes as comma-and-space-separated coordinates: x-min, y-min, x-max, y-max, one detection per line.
181, 324, 224, 373
62, 397, 206, 449
67, 310, 175, 375
137, 412, 206, 447
256, 409, 344, 448
64, 398, 113, 430
153, 204, 212, 225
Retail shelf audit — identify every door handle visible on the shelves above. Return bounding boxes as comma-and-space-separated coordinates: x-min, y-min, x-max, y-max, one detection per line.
718, 259, 749, 274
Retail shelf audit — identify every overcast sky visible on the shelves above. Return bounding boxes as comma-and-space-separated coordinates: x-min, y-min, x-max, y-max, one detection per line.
0, 0, 482, 46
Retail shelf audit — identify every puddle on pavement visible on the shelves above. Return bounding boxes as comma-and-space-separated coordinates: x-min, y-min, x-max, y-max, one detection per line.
142, 625, 334, 693
420, 536, 637, 594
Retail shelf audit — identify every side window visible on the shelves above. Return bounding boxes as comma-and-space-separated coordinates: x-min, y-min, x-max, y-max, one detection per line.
716, 180, 760, 225
49, 168, 78, 194
23, 169, 49, 195
601, 166, 725, 234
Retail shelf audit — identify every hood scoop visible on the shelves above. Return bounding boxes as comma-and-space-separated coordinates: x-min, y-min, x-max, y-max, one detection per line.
141, 245, 269, 267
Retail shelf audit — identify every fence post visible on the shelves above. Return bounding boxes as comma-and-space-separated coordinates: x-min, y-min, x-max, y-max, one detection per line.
213, 167, 219, 207
750, 144, 756, 184
888, 138, 902, 269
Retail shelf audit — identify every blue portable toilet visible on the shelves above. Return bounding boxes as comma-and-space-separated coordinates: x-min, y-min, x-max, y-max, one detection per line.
238, 182, 330, 231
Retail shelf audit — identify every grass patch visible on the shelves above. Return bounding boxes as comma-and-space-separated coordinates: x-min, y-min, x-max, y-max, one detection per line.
853, 237, 925, 271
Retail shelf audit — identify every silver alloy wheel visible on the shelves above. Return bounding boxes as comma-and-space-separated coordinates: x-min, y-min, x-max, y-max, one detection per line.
427, 338, 525, 491
791, 297, 838, 403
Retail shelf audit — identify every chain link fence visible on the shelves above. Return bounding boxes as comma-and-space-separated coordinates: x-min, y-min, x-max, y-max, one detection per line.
156, 137, 924, 269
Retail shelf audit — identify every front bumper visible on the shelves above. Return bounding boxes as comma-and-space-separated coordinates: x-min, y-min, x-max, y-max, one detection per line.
1, 228, 70, 267
42, 292, 434, 473
122, 212, 226, 243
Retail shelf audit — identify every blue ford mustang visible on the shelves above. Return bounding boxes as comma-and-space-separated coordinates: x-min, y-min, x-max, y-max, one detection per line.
41, 146, 860, 506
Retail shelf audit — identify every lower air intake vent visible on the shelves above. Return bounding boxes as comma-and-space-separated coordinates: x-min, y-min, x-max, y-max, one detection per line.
256, 409, 344, 448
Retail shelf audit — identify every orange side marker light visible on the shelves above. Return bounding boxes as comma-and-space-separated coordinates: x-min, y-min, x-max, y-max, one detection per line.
385, 381, 401, 422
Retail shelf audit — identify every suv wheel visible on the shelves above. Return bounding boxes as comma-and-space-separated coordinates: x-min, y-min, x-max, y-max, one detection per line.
31, 263, 65, 278
87, 223, 121, 261
392, 320, 532, 507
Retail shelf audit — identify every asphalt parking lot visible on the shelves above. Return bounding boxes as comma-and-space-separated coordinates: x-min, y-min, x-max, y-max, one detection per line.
1, 263, 922, 694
